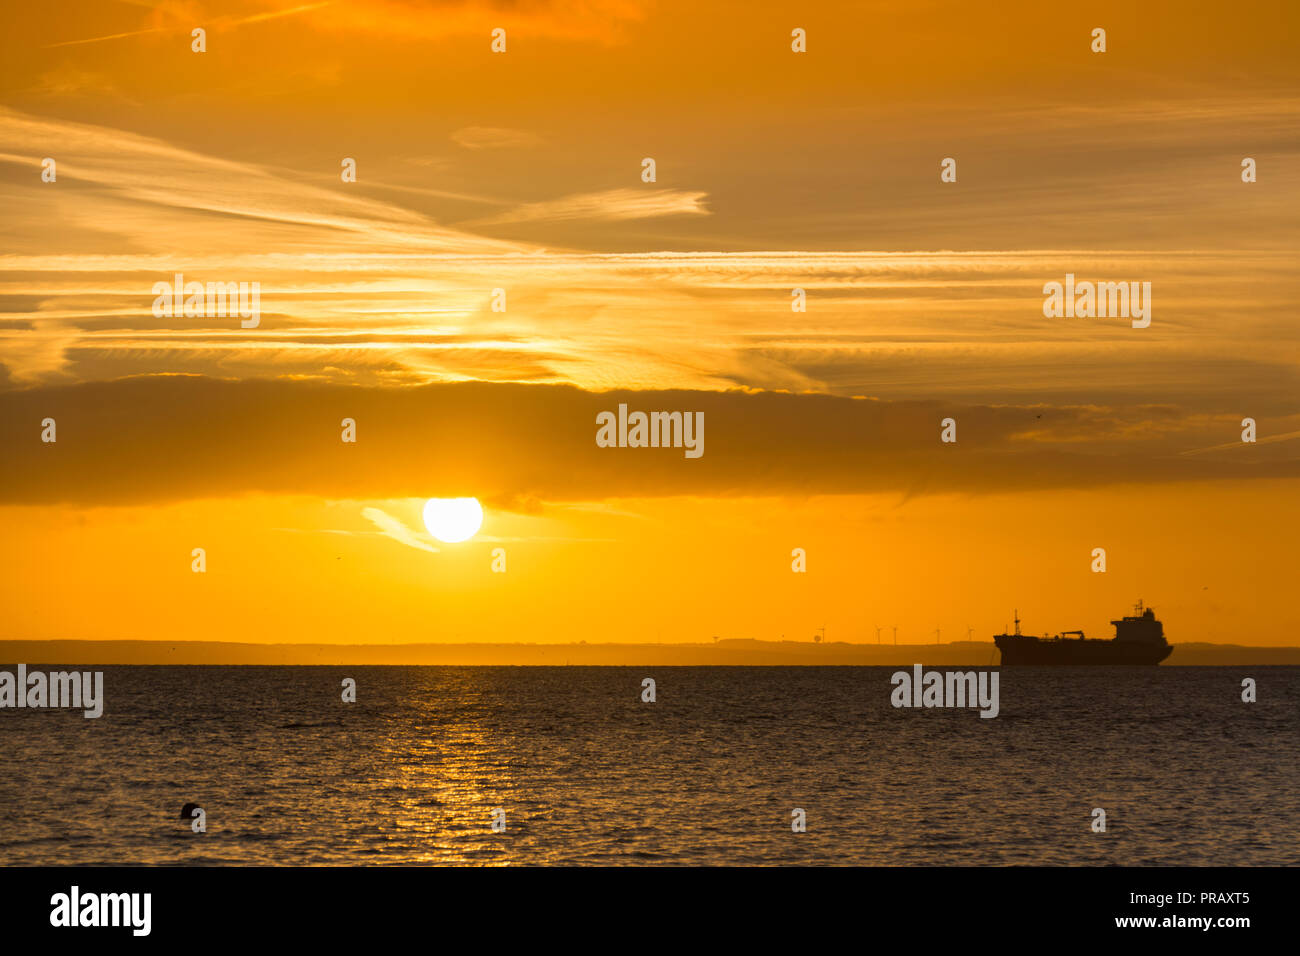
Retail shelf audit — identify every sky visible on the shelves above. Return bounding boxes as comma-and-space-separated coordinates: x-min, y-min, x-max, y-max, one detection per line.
1, 0, 1298, 648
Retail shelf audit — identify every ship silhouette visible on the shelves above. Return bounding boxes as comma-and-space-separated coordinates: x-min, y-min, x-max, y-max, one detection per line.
994, 601, 1172, 665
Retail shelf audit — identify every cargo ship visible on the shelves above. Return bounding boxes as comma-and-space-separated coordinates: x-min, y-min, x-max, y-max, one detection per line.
994, 601, 1172, 665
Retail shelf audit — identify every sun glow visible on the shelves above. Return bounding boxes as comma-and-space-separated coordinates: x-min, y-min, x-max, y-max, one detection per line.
422, 497, 484, 544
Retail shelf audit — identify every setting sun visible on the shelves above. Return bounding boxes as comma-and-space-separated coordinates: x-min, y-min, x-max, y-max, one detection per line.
422, 497, 484, 544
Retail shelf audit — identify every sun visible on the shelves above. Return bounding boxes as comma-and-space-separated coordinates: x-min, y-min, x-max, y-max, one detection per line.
422, 497, 484, 544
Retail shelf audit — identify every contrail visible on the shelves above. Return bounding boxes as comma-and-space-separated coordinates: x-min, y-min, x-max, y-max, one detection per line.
45, 27, 165, 48
44, 2, 332, 48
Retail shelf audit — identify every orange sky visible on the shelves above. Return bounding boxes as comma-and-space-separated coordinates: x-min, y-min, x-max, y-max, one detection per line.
1, 1, 1298, 647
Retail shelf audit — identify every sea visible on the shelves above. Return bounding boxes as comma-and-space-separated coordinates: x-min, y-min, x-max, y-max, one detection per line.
1, 666, 1296, 866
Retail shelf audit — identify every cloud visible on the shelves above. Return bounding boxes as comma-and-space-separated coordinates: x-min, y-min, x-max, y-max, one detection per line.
42, 26, 165, 49
0, 109, 1295, 412
0, 106, 535, 382
450, 126, 543, 150
26, 65, 138, 103
361, 506, 439, 552
1, 376, 1296, 507
302, 0, 650, 44
1180, 428, 1300, 457
43, 2, 335, 48
0, 106, 526, 258
469, 188, 711, 225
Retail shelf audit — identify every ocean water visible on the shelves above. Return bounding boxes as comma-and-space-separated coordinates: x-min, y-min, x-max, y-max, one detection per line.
1, 666, 1295, 866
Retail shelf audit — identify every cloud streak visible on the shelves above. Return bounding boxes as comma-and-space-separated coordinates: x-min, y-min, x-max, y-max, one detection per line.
43, 2, 335, 48
451, 127, 543, 150
470, 188, 711, 225
2, 376, 1297, 507
361, 506, 439, 553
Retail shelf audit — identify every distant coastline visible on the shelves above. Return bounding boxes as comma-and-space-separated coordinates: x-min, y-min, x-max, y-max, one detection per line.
2, 639, 1298, 667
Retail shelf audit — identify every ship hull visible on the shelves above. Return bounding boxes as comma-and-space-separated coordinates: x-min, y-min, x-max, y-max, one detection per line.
995, 636, 1172, 665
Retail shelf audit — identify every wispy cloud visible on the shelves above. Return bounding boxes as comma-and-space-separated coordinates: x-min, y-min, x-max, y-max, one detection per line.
361, 506, 439, 553
0, 107, 525, 256
302, 0, 649, 44
469, 188, 711, 225
451, 127, 543, 150
1181, 429, 1300, 457
43, 26, 165, 49
44, 2, 335, 48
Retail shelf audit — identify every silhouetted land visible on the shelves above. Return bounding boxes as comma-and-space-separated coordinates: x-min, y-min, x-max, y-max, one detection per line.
3, 639, 1298, 666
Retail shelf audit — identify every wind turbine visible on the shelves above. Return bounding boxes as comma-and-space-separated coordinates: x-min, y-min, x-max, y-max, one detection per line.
874, 624, 883, 644
892, 626, 898, 645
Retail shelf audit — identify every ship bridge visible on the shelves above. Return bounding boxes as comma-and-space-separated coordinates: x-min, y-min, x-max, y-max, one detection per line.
1111, 601, 1166, 644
